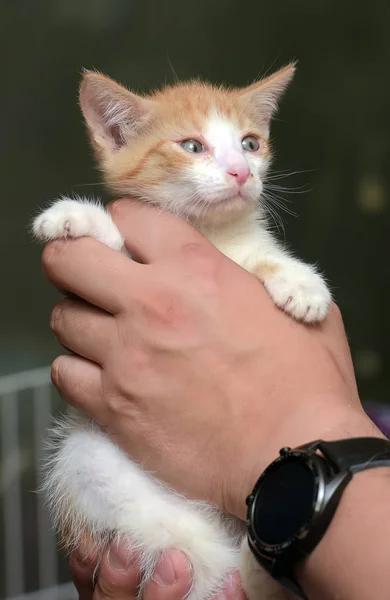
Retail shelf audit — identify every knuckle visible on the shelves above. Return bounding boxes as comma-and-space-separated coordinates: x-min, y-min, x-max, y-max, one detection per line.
51, 356, 64, 388
180, 241, 210, 260
50, 301, 65, 333
330, 301, 343, 323
136, 280, 185, 329
97, 575, 131, 599
107, 197, 136, 218
105, 362, 139, 414
181, 243, 220, 278
96, 580, 118, 599
180, 241, 204, 253
41, 241, 65, 275
146, 290, 184, 328
69, 546, 97, 575
157, 291, 182, 325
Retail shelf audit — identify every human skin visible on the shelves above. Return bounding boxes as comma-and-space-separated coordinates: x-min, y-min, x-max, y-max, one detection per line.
43, 198, 389, 599
70, 540, 244, 600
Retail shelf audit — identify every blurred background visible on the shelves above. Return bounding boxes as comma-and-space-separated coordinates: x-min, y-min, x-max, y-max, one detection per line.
1, 0, 389, 598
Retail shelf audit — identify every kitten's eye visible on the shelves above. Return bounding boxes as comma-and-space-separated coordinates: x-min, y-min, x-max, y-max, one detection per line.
241, 136, 260, 152
180, 139, 205, 153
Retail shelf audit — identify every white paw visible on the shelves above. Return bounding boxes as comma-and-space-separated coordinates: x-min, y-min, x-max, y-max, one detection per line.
264, 265, 331, 323
32, 197, 124, 252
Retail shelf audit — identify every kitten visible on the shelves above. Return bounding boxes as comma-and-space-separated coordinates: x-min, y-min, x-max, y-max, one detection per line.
33, 65, 331, 599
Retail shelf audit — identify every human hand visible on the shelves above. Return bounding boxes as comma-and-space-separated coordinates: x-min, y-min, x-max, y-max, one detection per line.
43, 198, 380, 520
70, 538, 245, 600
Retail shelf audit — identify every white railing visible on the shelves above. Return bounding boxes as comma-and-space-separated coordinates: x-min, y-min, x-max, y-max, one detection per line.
0, 367, 77, 600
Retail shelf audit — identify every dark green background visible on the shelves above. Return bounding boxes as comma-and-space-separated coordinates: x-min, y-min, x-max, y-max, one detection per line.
3, 0, 388, 401
1, 0, 389, 596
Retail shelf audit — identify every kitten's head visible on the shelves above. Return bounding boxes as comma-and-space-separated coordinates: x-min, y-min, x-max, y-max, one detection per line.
80, 64, 295, 225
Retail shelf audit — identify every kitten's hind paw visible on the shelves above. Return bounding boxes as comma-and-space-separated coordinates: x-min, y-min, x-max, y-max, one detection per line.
32, 197, 124, 252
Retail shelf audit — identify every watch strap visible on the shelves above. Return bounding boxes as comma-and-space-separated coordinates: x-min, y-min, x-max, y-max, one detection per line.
248, 437, 390, 599
247, 536, 309, 600
299, 437, 390, 474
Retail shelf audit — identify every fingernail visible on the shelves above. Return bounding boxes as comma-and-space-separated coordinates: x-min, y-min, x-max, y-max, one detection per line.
152, 553, 177, 587
107, 541, 130, 572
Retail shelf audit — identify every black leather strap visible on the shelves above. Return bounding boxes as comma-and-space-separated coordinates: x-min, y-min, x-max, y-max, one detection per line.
247, 537, 309, 600
317, 437, 390, 474
250, 437, 390, 600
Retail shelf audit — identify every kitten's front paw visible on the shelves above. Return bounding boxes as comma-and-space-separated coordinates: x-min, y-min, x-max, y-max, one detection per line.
32, 198, 124, 251
262, 264, 331, 323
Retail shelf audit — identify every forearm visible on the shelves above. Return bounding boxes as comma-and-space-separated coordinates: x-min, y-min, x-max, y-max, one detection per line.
297, 417, 390, 600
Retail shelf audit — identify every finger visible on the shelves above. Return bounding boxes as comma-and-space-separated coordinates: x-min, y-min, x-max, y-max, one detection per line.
143, 550, 192, 600
51, 354, 105, 420
51, 298, 115, 365
213, 571, 246, 599
69, 537, 100, 600
318, 303, 360, 396
108, 198, 206, 263
42, 238, 145, 314
94, 541, 141, 600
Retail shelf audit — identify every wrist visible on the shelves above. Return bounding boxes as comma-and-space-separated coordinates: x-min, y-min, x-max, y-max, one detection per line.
240, 406, 389, 600
226, 403, 382, 520
296, 465, 390, 599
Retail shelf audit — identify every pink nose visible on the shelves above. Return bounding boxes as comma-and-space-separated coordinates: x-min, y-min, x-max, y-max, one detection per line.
227, 165, 250, 186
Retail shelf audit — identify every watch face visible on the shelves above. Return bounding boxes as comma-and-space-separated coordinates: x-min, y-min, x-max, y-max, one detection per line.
252, 455, 317, 547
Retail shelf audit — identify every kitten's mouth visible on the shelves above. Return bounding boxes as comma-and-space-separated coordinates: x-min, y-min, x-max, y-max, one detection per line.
184, 185, 258, 222
185, 190, 256, 225
202, 192, 253, 215
216, 189, 252, 205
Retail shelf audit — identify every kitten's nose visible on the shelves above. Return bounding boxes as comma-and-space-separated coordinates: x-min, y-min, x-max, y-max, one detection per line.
227, 165, 250, 186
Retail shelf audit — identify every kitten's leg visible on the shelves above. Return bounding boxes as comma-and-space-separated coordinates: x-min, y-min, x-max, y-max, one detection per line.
242, 228, 331, 323
32, 197, 125, 252
253, 254, 331, 323
44, 416, 241, 600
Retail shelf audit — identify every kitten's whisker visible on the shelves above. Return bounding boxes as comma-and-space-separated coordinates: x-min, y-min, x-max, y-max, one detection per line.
187, 191, 209, 225
255, 192, 285, 236
264, 192, 298, 218
167, 55, 180, 83
264, 183, 310, 195
259, 192, 288, 236
264, 168, 315, 181
72, 182, 108, 188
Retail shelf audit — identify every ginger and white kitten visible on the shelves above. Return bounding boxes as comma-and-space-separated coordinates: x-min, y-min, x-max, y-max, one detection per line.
33, 65, 330, 600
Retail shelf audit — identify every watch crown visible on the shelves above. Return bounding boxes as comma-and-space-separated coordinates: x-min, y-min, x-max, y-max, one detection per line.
246, 494, 254, 506
280, 447, 291, 456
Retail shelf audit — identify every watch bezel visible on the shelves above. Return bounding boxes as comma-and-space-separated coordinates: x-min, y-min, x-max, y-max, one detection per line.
246, 448, 331, 557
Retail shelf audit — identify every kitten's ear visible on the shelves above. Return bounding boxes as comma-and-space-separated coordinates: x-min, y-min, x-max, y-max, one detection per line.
79, 71, 153, 156
240, 63, 296, 129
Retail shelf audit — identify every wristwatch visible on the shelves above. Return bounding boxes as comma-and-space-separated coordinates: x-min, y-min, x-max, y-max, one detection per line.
246, 437, 390, 599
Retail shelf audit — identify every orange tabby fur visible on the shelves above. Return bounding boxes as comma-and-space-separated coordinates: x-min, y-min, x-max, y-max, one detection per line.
79, 68, 289, 224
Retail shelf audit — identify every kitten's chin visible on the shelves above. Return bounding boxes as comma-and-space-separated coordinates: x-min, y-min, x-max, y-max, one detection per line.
186, 194, 256, 226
